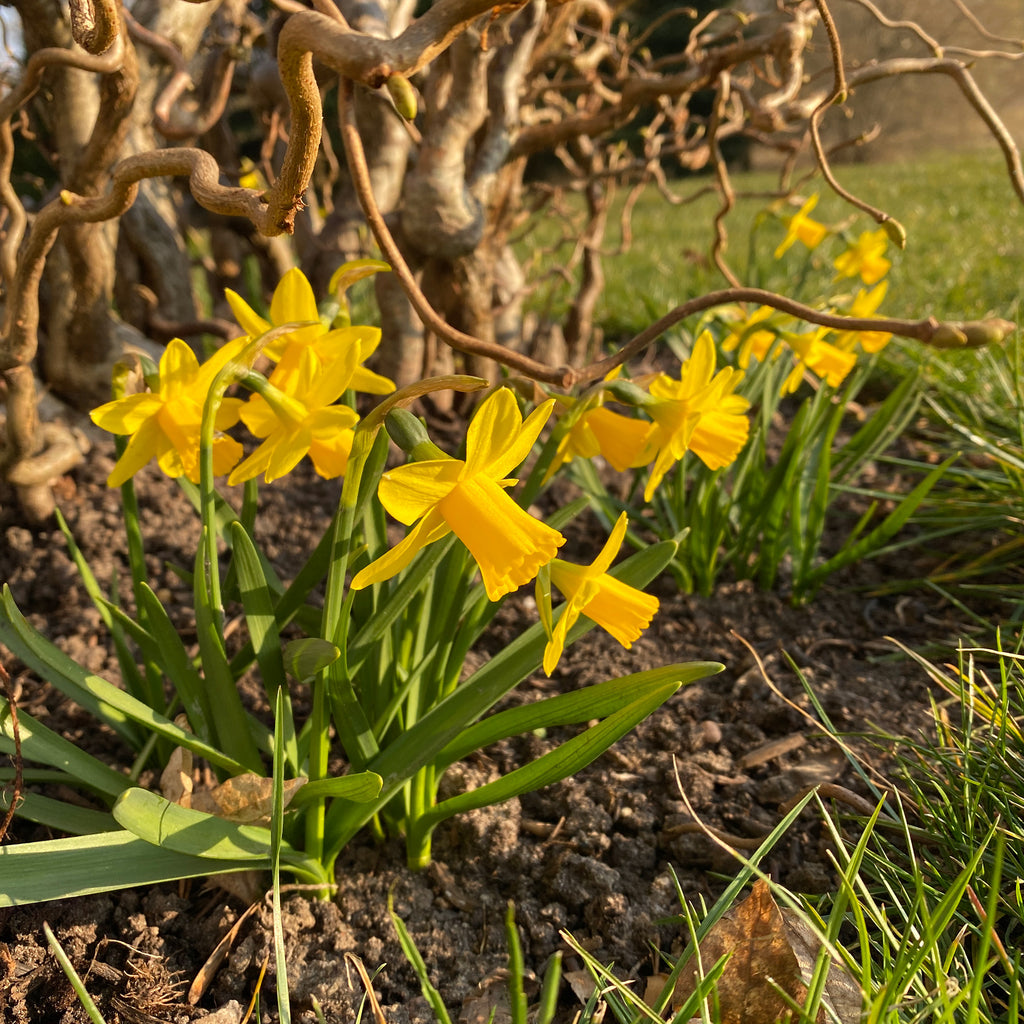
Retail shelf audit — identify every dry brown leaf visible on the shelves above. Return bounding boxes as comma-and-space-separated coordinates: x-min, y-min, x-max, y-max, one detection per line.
160, 746, 193, 806
668, 879, 861, 1023
190, 773, 307, 825
564, 968, 600, 1006
782, 914, 863, 1024
458, 969, 514, 1024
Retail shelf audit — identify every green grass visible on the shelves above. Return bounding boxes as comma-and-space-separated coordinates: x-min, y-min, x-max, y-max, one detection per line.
520, 151, 1024, 341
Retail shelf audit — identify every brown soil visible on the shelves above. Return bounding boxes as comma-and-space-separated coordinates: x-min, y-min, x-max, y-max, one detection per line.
0, 428, 996, 1024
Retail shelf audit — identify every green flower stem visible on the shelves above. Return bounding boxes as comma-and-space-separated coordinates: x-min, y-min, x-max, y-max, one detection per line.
320, 426, 386, 771
322, 540, 678, 871
192, 325, 310, 770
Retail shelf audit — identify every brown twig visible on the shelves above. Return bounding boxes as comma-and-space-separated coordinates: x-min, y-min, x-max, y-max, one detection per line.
123, 9, 238, 141
809, 0, 902, 239
2, 148, 270, 377
68, 0, 120, 56
947, 0, 1024, 51
845, 57, 1024, 206
340, 51, 1014, 392
338, 77, 569, 385
707, 74, 741, 288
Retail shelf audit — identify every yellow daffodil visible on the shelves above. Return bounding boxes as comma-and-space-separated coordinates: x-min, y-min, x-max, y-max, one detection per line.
225, 267, 395, 395
228, 346, 361, 485
720, 306, 779, 367
91, 337, 247, 486
834, 228, 891, 285
546, 399, 653, 481
774, 194, 828, 259
834, 281, 892, 354
637, 332, 751, 500
781, 328, 857, 394
540, 513, 659, 676
351, 388, 565, 601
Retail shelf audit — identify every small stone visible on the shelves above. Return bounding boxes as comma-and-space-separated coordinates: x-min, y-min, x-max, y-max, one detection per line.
699, 720, 723, 746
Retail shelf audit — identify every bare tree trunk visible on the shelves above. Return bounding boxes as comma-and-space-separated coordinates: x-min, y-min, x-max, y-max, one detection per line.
115, 0, 234, 345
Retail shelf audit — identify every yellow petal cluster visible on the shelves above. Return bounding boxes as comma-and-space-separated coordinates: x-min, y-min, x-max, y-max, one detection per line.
638, 332, 751, 500
225, 266, 395, 396
834, 228, 891, 285
774, 195, 828, 260
351, 388, 565, 601
541, 513, 659, 675
90, 337, 247, 487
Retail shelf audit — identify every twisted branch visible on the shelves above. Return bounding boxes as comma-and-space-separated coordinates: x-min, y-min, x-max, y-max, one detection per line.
340, 65, 1013, 391
68, 0, 120, 56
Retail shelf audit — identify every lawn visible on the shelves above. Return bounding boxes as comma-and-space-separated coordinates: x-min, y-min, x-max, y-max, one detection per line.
522, 150, 1024, 342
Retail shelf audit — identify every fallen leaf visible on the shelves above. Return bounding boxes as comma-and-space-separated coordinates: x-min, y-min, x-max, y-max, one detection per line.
160, 746, 193, 806
190, 773, 306, 824
668, 879, 861, 1023
783, 914, 863, 1023
459, 969, 514, 1024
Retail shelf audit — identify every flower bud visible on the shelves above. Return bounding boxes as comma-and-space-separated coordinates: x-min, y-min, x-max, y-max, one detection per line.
881, 217, 906, 250
386, 74, 418, 121
931, 318, 1015, 349
385, 408, 445, 461
603, 378, 653, 409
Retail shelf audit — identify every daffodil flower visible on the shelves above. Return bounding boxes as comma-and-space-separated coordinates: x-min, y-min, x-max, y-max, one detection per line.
834, 229, 891, 285
539, 513, 659, 676
781, 328, 857, 393
720, 306, 779, 367
225, 267, 395, 395
637, 332, 751, 500
351, 388, 565, 601
228, 345, 361, 485
834, 281, 892, 354
91, 337, 247, 486
774, 194, 828, 259
546, 397, 653, 481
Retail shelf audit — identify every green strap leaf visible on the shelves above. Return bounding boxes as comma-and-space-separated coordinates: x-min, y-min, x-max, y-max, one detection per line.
406, 680, 681, 852
0, 790, 120, 836
0, 830, 258, 907
230, 522, 299, 771
0, 699, 129, 798
134, 583, 215, 743
287, 771, 383, 808
433, 662, 723, 771
806, 454, 958, 591
283, 638, 339, 684
0, 587, 251, 776
113, 787, 277, 861
324, 539, 678, 858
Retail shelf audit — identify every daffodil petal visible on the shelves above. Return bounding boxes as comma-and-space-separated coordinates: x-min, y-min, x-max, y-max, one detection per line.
591, 512, 629, 576
464, 388, 523, 475
578, 575, 659, 648
439, 475, 564, 601
378, 459, 463, 525
106, 418, 166, 486
543, 599, 579, 676
308, 430, 355, 479
350, 508, 451, 591
264, 428, 311, 483
159, 338, 202, 396
225, 290, 271, 341
210, 434, 244, 479
351, 365, 396, 395
587, 408, 654, 471
228, 441, 275, 486
269, 267, 320, 325
239, 395, 280, 438
90, 392, 162, 434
